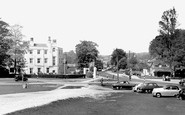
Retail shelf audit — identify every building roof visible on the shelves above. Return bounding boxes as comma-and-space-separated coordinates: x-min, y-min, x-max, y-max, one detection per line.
152, 67, 171, 72
33, 43, 47, 47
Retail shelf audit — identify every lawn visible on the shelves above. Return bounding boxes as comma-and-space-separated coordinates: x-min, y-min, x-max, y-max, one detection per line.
7, 92, 185, 115
0, 84, 60, 95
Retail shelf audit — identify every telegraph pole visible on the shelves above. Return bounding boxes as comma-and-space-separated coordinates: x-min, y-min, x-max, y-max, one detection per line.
117, 55, 119, 82
128, 50, 131, 81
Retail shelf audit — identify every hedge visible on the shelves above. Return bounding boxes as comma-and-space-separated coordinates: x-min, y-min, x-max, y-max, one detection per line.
25, 74, 86, 79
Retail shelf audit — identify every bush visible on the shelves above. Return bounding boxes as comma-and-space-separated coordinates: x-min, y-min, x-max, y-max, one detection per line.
25, 74, 86, 79
0, 66, 9, 78
86, 71, 93, 78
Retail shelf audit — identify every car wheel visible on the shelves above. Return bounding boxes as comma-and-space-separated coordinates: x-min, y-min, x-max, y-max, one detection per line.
156, 93, 161, 98
148, 90, 152, 93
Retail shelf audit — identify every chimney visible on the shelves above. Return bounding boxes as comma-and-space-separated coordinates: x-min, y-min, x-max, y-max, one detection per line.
48, 36, 51, 42
30, 37, 34, 46
30, 37, 34, 41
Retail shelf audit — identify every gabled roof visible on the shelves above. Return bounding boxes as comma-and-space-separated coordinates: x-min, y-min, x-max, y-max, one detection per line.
152, 67, 171, 72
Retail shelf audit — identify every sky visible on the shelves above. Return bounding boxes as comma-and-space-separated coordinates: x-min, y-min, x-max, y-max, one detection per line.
1, 0, 185, 55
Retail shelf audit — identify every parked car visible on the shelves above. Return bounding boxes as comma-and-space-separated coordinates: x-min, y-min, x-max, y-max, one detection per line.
152, 85, 180, 98
14, 74, 28, 82
112, 81, 136, 90
133, 83, 143, 92
136, 82, 160, 93
177, 87, 185, 100
179, 79, 185, 86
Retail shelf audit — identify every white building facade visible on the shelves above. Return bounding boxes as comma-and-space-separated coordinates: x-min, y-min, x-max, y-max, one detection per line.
24, 37, 64, 75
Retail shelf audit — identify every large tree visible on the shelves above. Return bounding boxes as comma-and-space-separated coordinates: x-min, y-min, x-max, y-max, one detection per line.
64, 50, 77, 64
6, 25, 29, 73
75, 40, 99, 69
127, 52, 138, 70
111, 48, 127, 70
149, 7, 179, 76
0, 19, 11, 67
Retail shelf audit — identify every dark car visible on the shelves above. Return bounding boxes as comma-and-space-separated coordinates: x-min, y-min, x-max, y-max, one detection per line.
177, 87, 185, 100
136, 82, 160, 93
112, 81, 136, 90
179, 79, 185, 86
14, 74, 28, 81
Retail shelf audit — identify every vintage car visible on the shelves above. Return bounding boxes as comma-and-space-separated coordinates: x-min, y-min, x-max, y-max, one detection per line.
136, 82, 160, 93
112, 81, 136, 90
152, 85, 180, 98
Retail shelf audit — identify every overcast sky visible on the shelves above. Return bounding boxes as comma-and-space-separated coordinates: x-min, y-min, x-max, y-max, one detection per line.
1, 0, 185, 55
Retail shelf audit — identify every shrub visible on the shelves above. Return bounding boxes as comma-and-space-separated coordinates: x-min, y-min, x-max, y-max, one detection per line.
86, 71, 93, 78
25, 74, 86, 79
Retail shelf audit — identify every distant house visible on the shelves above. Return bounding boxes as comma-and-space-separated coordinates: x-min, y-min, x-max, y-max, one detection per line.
148, 59, 171, 77
24, 37, 64, 75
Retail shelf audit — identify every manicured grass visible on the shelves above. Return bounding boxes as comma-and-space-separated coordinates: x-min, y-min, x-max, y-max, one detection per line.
0, 84, 59, 95
7, 92, 185, 115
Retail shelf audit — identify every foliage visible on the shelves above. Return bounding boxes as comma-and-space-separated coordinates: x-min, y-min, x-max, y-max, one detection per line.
75, 40, 99, 69
111, 48, 127, 70
128, 53, 138, 69
0, 19, 11, 66
86, 71, 93, 78
149, 7, 180, 75
6, 25, 29, 73
136, 62, 150, 71
135, 52, 151, 62
95, 59, 103, 71
118, 57, 127, 70
64, 50, 77, 64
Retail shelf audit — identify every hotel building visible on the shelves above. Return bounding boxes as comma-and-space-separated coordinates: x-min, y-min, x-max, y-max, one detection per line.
24, 37, 64, 74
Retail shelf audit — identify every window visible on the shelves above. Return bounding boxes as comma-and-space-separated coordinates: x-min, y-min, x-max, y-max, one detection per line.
38, 68, 41, 73
44, 50, 47, 54
46, 68, 49, 73
172, 86, 179, 90
44, 58, 48, 63
30, 58, 33, 63
52, 48, 55, 52
53, 56, 56, 65
148, 83, 153, 86
37, 50, 40, 54
30, 50, 33, 54
30, 68, 33, 74
166, 87, 170, 90
37, 58, 41, 63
